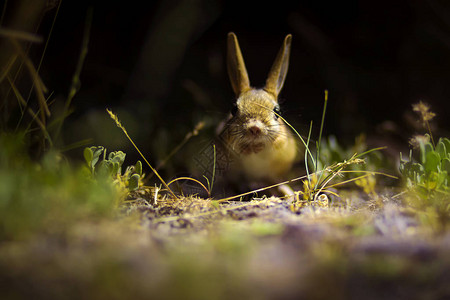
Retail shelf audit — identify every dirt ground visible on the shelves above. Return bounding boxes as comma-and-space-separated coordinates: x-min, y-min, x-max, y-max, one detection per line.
116, 188, 450, 299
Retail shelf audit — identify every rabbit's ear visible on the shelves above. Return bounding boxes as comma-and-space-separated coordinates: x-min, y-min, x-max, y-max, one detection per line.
227, 32, 251, 96
264, 34, 292, 98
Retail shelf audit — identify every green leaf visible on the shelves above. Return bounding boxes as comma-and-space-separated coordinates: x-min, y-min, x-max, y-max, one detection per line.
442, 159, 450, 189
425, 142, 434, 153
111, 162, 120, 175
96, 160, 112, 177
135, 160, 142, 176
442, 138, 450, 159
425, 151, 440, 173
109, 151, 126, 167
435, 140, 447, 160
83, 147, 93, 167
436, 171, 447, 189
128, 174, 140, 191
421, 142, 434, 164
91, 146, 105, 168
107, 151, 114, 160
442, 158, 450, 174
426, 171, 442, 190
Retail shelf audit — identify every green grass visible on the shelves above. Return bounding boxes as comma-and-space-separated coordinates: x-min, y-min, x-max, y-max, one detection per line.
0, 133, 119, 241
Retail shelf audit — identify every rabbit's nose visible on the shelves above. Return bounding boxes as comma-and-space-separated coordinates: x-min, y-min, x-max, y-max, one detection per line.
248, 126, 261, 136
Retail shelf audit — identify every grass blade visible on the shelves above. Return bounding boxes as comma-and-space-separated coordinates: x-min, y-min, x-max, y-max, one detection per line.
107, 109, 178, 199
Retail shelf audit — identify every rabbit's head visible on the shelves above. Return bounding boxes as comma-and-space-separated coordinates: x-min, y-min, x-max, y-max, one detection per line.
224, 32, 292, 155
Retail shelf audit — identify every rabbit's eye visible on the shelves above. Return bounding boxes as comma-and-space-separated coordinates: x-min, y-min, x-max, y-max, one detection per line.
231, 104, 238, 116
273, 105, 281, 119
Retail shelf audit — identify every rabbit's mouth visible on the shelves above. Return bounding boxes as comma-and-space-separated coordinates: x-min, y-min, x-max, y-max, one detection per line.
238, 121, 270, 154
239, 141, 266, 155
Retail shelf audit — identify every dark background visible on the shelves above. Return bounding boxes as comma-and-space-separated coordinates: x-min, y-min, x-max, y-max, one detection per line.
15, 0, 450, 175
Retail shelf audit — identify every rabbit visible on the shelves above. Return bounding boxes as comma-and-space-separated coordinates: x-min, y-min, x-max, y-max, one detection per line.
216, 32, 298, 195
